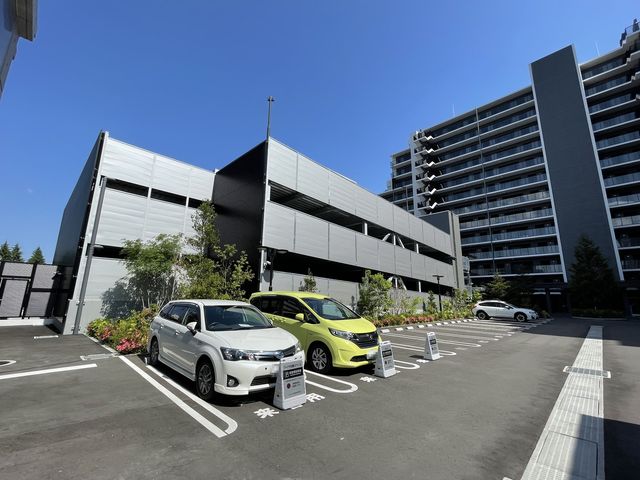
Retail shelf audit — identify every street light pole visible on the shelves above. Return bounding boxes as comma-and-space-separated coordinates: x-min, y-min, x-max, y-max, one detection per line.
266, 96, 275, 140
432, 274, 444, 312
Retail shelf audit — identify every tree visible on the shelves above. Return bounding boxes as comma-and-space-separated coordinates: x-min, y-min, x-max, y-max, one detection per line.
28, 247, 46, 264
425, 291, 438, 315
10, 243, 23, 262
299, 269, 317, 292
569, 235, 621, 310
506, 275, 534, 307
357, 270, 392, 319
119, 234, 182, 310
0, 242, 10, 261
483, 273, 510, 300
180, 202, 254, 300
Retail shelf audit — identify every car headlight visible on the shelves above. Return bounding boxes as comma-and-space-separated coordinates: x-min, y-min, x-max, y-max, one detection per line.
329, 328, 356, 341
220, 347, 259, 361
294, 342, 302, 353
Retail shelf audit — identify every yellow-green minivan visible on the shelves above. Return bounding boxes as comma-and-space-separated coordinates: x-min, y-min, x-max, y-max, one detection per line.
249, 291, 379, 374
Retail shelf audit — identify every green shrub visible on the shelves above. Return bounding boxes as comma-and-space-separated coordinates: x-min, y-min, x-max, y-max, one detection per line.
86, 306, 157, 354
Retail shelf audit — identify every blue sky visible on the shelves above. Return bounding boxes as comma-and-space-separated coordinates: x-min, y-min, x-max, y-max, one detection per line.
0, 1, 637, 261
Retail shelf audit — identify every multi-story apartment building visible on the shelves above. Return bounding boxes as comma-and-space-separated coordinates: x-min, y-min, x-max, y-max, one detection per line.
382, 21, 640, 312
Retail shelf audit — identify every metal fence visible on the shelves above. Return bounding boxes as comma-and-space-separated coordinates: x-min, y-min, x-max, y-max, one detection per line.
0, 261, 70, 319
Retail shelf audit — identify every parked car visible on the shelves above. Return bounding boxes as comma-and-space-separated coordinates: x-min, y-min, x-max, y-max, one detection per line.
250, 291, 379, 374
472, 300, 538, 322
147, 299, 302, 400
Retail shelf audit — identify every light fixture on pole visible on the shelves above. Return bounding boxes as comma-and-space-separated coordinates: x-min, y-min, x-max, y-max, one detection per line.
266, 96, 275, 140
259, 246, 289, 291
432, 274, 444, 312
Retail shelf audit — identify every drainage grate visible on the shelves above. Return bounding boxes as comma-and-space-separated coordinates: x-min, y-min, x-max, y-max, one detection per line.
80, 353, 117, 361
563, 366, 611, 378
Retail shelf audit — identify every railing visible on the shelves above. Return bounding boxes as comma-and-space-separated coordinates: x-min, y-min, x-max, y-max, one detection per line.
471, 264, 563, 276
480, 108, 537, 134
600, 150, 640, 168
459, 208, 554, 229
589, 93, 634, 114
470, 245, 559, 260
609, 192, 640, 207
597, 130, 640, 149
592, 112, 638, 131
453, 191, 550, 215
618, 237, 640, 247
583, 56, 625, 79
462, 226, 556, 245
619, 22, 640, 46
442, 174, 547, 203
622, 259, 640, 269
604, 171, 640, 187
612, 215, 640, 227
585, 74, 629, 97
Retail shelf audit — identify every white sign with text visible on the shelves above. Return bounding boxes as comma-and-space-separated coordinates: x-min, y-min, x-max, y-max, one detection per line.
374, 340, 397, 378
273, 351, 306, 410
424, 331, 441, 361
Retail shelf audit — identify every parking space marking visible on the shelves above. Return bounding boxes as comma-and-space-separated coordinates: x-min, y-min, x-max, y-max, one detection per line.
304, 371, 358, 393
33, 335, 59, 339
146, 364, 238, 435
254, 407, 279, 419
0, 360, 17, 368
306, 392, 325, 403
390, 342, 457, 356
360, 376, 376, 383
119, 357, 228, 438
385, 330, 499, 342
394, 360, 420, 370
383, 332, 482, 348
0, 363, 97, 381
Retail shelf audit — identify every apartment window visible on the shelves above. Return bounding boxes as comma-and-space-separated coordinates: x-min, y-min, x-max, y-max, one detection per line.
151, 189, 187, 206
394, 152, 411, 164
431, 115, 476, 137
584, 74, 629, 96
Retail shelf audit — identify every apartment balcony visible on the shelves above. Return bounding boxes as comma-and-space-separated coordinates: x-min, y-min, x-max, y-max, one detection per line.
436, 142, 543, 179
454, 191, 551, 217
604, 171, 640, 188
585, 74, 637, 102
459, 208, 555, 231
589, 93, 639, 117
612, 214, 640, 228
600, 149, 640, 169
617, 237, 640, 249
471, 264, 563, 277
468, 245, 560, 261
596, 130, 640, 152
592, 112, 640, 134
461, 226, 557, 246
621, 258, 640, 270
437, 175, 548, 208
608, 192, 640, 208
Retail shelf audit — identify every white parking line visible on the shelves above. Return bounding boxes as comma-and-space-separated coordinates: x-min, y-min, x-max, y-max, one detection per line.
394, 360, 420, 370
0, 360, 17, 368
0, 363, 97, 381
386, 330, 500, 341
33, 335, 59, 339
119, 357, 228, 438
383, 332, 482, 348
304, 371, 358, 393
390, 342, 457, 356
146, 365, 237, 435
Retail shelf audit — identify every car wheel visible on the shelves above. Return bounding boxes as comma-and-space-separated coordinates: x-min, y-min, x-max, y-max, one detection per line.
308, 343, 332, 374
196, 358, 216, 401
515, 312, 527, 322
476, 310, 488, 320
148, 338, 160, 367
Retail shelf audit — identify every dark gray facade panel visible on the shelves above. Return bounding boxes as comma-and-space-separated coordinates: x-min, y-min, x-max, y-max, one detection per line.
423, 211, 450, 235
53, 134, 102, 267
531, 46, 619, 280
212, 142, 266, 287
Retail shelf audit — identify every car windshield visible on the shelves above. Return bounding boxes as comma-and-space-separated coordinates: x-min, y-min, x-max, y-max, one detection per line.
302, 297, 360, 320
203, 306, 272, 331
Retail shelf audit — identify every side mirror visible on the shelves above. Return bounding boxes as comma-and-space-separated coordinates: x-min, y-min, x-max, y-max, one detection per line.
295, 313, 305, 322
186, 322, 198, 334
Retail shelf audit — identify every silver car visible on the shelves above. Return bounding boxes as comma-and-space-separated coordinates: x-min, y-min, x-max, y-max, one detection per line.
472, 300, 538, 322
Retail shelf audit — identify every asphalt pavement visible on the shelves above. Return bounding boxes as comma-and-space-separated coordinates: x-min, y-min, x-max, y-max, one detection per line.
0, 316, 638, 479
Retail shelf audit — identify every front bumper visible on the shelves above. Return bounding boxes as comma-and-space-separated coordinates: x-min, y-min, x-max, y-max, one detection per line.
214, 359, 279, 396
330, 338, 379, 368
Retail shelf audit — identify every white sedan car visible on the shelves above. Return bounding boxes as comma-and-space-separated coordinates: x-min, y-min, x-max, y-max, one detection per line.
472, 300, 538, 322
147, 299, 302, 399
